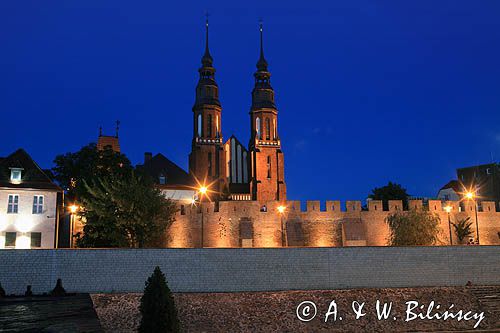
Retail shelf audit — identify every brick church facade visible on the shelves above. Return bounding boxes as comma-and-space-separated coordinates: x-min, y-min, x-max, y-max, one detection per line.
188, 21, 286, 202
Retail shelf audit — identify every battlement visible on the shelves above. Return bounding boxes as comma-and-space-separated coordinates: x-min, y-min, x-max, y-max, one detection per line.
175, 199, 500, 216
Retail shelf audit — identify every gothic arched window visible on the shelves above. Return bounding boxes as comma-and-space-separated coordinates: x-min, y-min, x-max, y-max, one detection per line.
197, 114, 202, 137
256, 117, 261, 139
265, 118, 271, 140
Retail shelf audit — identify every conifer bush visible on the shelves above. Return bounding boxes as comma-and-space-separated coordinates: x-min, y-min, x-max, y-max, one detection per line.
139, 266, 180, 333
50, 278, 67, 297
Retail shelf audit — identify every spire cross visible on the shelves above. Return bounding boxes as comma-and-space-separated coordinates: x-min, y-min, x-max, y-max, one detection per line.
205, 11, 210, 54
259, 19, 264, 58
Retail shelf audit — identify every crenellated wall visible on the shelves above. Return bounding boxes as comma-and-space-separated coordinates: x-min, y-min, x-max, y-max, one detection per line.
167, 200, 500, 248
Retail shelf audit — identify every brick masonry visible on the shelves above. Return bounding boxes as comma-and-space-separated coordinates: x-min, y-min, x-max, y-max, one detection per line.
169, 199, 500, 248
0, 247, 499, 295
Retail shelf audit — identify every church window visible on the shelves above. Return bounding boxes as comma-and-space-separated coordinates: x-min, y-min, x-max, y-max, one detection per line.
267, 156, 271, 179
256, 117, 261, 139
273, 119, 276, 139
207, 114, 212, 137
237, 145, 243, 183
216, 115, 219, 137
266, 118, 270, 140
197, 114, 202, 137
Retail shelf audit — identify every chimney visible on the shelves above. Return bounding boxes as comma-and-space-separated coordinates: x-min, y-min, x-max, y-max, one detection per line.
144, 152, 153, 164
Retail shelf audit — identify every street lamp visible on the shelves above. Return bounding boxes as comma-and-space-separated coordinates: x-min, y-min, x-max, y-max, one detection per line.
444, 205, 453, 245
68, 204, 80, 248
197, 185, 209, 248
277, 205, 287, 247
465, 191, 480, 245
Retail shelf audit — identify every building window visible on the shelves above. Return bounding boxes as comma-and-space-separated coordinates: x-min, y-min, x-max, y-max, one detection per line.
273, 118, 276, 140
31, 232, 42, 248
5, 232, 16, 247
266, 118, 271, 140
256, 117, 261, 139
197, 114, 202, 137
32, 195, 44, 214
7, 194, 19, 214
207, 114, 212, 137
10, 168, 22, 182
267, 156, 271, 179
159, 174, 166, 185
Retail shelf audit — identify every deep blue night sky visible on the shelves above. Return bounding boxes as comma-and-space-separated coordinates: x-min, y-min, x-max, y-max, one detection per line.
1, 1, 499, 201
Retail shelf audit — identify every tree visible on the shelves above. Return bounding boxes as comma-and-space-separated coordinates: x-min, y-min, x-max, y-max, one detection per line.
452, 217, 474, 243
76, 171, 177, 248
386, 209, 441, 246
369, 182, 410, 210
52, 143, 132, 202
139, 266, 180, 333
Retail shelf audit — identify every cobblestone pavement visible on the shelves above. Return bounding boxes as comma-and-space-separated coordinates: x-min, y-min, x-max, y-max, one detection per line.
92, 286, 500, 332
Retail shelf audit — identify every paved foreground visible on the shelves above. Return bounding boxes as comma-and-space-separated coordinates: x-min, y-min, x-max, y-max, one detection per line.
92, 286, 500, 332
0, 294, 103, 332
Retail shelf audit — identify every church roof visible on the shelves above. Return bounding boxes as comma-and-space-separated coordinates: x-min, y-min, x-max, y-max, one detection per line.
0, 149, 62, 191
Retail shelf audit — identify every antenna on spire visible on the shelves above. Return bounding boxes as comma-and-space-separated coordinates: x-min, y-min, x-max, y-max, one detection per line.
205, 11, 210, 53
115, 120, 120, 138
99, 126, 102, 137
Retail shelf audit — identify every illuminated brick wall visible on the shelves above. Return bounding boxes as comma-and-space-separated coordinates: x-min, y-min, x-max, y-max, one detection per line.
168, 199, 500, 248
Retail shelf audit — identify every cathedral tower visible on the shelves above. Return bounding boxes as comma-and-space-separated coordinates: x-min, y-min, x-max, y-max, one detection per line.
249, 23, 286, 202
189, 19, 226, 194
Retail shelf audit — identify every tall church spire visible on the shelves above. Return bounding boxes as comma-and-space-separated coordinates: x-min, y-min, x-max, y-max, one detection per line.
201, 15, 213, 67
257, 21, 268, 71
251, 21, 275, 111
194, 15, 219, 108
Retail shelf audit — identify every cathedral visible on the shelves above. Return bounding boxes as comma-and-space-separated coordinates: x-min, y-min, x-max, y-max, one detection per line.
144, 21, 287, 203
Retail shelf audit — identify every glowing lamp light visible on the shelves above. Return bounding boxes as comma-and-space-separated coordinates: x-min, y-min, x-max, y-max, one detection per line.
198, 186, 208, 195
69, 205, 79, 214
465, 192, 474, 200
444, 206, 452, 213
277, 205, 286, 214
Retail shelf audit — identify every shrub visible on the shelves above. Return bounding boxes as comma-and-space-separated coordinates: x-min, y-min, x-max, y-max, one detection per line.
386, 208, 441, 246
139, 266, 180, 333
50, 279, 67, 297
452, 217, 474, 243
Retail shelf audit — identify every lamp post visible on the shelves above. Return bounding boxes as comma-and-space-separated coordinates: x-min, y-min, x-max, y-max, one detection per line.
444, 205, 453, 245
277, 205, 287, 247
198, 186, 208, 248
68, 204, 79, 248
465, 192, 480, 245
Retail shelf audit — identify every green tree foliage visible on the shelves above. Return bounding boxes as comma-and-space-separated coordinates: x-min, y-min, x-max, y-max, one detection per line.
139, 266, 180, 333
386, 209, 441, 246
369, 181, 410, 210
52, 143, 132, 201
76, 171, 177, 248
452, 217, 474, 243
